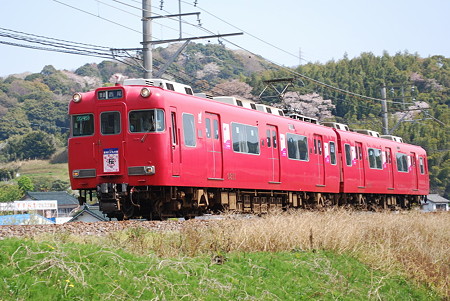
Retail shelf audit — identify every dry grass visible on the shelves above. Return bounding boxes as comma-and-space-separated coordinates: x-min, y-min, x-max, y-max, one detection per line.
202, 210, 449, 297
39, 210, 450, 297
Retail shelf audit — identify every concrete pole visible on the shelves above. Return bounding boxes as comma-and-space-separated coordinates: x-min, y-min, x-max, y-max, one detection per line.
142, 0, 152, 78
381, 83, 389, 135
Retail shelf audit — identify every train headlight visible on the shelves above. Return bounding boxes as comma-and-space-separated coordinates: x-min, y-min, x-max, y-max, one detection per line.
140, 87, 151, 98
72, 93, 82, 103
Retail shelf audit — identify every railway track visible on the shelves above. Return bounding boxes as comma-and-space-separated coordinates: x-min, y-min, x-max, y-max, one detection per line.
0, 219, 215, 239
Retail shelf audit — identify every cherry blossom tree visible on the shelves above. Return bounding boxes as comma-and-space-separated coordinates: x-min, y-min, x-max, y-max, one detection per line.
282, 91, 335, 121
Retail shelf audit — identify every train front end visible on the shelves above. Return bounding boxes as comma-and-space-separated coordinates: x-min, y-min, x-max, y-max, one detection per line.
68, 81, 169, 220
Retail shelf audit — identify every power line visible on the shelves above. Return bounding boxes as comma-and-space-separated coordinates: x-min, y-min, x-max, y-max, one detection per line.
52, 0, 142, 34
180, 1, 305, 63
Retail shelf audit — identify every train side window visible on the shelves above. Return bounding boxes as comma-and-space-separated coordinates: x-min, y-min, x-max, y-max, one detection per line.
287, 133, 308, 161
266, 130, 271, 148
171, 112, 177, 145
129, 109, 165, 133
419, 157, 425, 174
368, 148, 382, 169
213, 119, 219, 140
71, 114, 94, 137
231, 123, 260, 155
182, 113, 196, 147
101, 111, 120, 135
272, 131, 277, 148
329, 142, 336, 165
345, 144, 352, 166
318, 140, 322, 155
396, 153, 409, 172
205, 118, 211, 138
385, 150, 391, 164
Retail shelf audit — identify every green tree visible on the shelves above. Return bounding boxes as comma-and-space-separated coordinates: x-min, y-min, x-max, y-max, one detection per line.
0, 107, 31, 141
17, 176, 34, 193
4, 131, 56, 161
0, 183, 22, 202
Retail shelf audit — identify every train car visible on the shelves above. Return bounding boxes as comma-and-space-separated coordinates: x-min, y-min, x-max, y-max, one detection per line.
330, 124, 429, 208
68, 78, 429, 219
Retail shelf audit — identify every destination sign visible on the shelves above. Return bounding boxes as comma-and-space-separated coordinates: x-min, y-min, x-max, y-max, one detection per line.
97, 89, 123, 100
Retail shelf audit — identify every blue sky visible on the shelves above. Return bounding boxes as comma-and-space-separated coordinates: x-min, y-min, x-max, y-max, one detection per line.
1, 0, 449, 76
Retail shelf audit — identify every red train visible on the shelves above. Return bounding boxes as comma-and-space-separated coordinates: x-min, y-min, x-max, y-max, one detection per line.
68, 78, 429, 219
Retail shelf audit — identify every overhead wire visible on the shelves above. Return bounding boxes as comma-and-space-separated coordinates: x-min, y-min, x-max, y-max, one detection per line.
180, 0, 306, 63
52, 0, 142, 34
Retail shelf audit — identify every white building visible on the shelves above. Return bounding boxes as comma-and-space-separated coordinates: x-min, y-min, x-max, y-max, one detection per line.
422, 194, 449, 212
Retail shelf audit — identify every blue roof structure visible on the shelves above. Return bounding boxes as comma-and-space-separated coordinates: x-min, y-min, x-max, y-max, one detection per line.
0, 214, 55, 225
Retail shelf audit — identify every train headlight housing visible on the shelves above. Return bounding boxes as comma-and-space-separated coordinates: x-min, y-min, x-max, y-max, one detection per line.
72, 93, 82, 103
140, 87, 151, 98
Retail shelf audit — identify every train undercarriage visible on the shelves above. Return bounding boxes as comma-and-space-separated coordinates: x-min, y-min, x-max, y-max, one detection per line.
77, 183, 425, 220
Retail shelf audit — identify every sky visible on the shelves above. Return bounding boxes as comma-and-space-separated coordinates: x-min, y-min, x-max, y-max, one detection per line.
1, 0, 450, 77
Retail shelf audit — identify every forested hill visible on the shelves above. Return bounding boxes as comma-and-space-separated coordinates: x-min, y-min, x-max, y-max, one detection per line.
0, 43, 449, 197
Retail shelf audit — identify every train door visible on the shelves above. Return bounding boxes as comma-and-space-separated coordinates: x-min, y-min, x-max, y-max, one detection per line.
267, 125, 280, 183
314, 134, 325, 186
385, 147, 395, 189
96, 104, 126, 175
410, 152, 419, 191
205, 113, 223, 179
355, 142, 365, 188
169, 107, 180, 176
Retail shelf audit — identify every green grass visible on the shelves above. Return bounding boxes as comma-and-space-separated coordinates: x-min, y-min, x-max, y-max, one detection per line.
16, 160, 69, 182
0, 238, 439, 300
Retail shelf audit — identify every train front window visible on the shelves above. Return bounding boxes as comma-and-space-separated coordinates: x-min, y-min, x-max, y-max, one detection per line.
72, 114, 94, 137
101, 111, 121, 135
129, 109, 165, 133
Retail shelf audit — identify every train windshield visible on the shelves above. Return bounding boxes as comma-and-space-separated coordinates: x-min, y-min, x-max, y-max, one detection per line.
71, 114, 94, 137
129, 109, 165, 133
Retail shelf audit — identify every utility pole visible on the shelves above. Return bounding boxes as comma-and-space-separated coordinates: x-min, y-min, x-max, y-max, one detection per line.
381, 83, 389, 135
142, 0, 152, 78
119, 0, 242, 78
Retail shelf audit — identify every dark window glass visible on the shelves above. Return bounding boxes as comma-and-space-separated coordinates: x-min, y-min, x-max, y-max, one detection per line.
72, 114, 94, 137
185, 87, 193, 95
171, 113, 177, 145
266, 130, 271, 148
231, 123, 259, 155
287, 133, 308, 161
183, 113, 196, 147
129, 109, 164, 133
205, 118, 211, 138
166, 83, 175, 91
368, 148, 382, 169
330, 142, 336, 165
396, 153, 409, 172
101, 111, 120, 135
345, 144, 352, 166
272, 131, 277, 148
213, 119, 219, 140
419, 157, 425, 174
